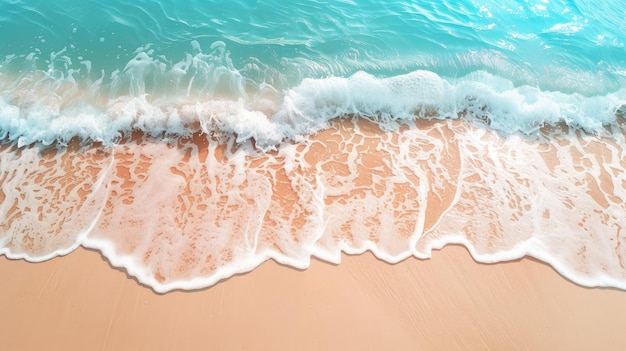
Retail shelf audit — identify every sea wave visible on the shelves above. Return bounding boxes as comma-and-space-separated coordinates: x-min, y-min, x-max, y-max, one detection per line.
1, 46, 624, 150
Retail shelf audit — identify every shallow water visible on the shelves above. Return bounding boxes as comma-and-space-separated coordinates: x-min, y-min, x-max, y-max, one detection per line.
1, 0, 625, 292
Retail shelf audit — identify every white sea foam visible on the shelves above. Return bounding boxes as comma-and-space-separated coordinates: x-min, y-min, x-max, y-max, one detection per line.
4, 112, 626, 293
1, 66, 624, 150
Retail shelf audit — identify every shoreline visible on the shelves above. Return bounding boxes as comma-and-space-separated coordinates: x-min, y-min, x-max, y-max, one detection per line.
2, 245, 626, 350
2, 115, 626, 349
2, 116, 626, 291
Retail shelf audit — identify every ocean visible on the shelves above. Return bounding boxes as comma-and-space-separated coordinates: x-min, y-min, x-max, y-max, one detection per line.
0, 0, 625, 293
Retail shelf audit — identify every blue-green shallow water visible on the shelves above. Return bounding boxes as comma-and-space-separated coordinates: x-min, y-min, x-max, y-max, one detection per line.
0, 0, 625, 146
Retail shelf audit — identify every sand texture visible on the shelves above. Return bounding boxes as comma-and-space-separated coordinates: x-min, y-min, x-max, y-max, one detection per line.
2, 246, 626, 351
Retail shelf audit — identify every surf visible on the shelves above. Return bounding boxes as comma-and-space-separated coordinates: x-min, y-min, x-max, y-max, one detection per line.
1, 0, 626, 292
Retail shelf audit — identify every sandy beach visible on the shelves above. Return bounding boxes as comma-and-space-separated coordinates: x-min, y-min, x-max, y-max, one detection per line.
2, 117, 626, 350
2, 245, 626, 350
2, 0, 626, 349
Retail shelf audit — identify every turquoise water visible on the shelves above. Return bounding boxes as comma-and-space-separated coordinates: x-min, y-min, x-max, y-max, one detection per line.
2, 0, 625, 82
2, 0, 626, 89
1, 0, 624, 145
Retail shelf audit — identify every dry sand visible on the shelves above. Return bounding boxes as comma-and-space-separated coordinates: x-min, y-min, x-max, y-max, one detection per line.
2, 246, 626, 350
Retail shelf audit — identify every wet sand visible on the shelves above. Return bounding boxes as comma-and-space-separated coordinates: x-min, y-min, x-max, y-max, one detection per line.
2, 117, 626, 350
2, 246, 626, 350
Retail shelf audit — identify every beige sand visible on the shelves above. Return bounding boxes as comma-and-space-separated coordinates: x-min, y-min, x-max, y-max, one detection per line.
2, 246, 626, 350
